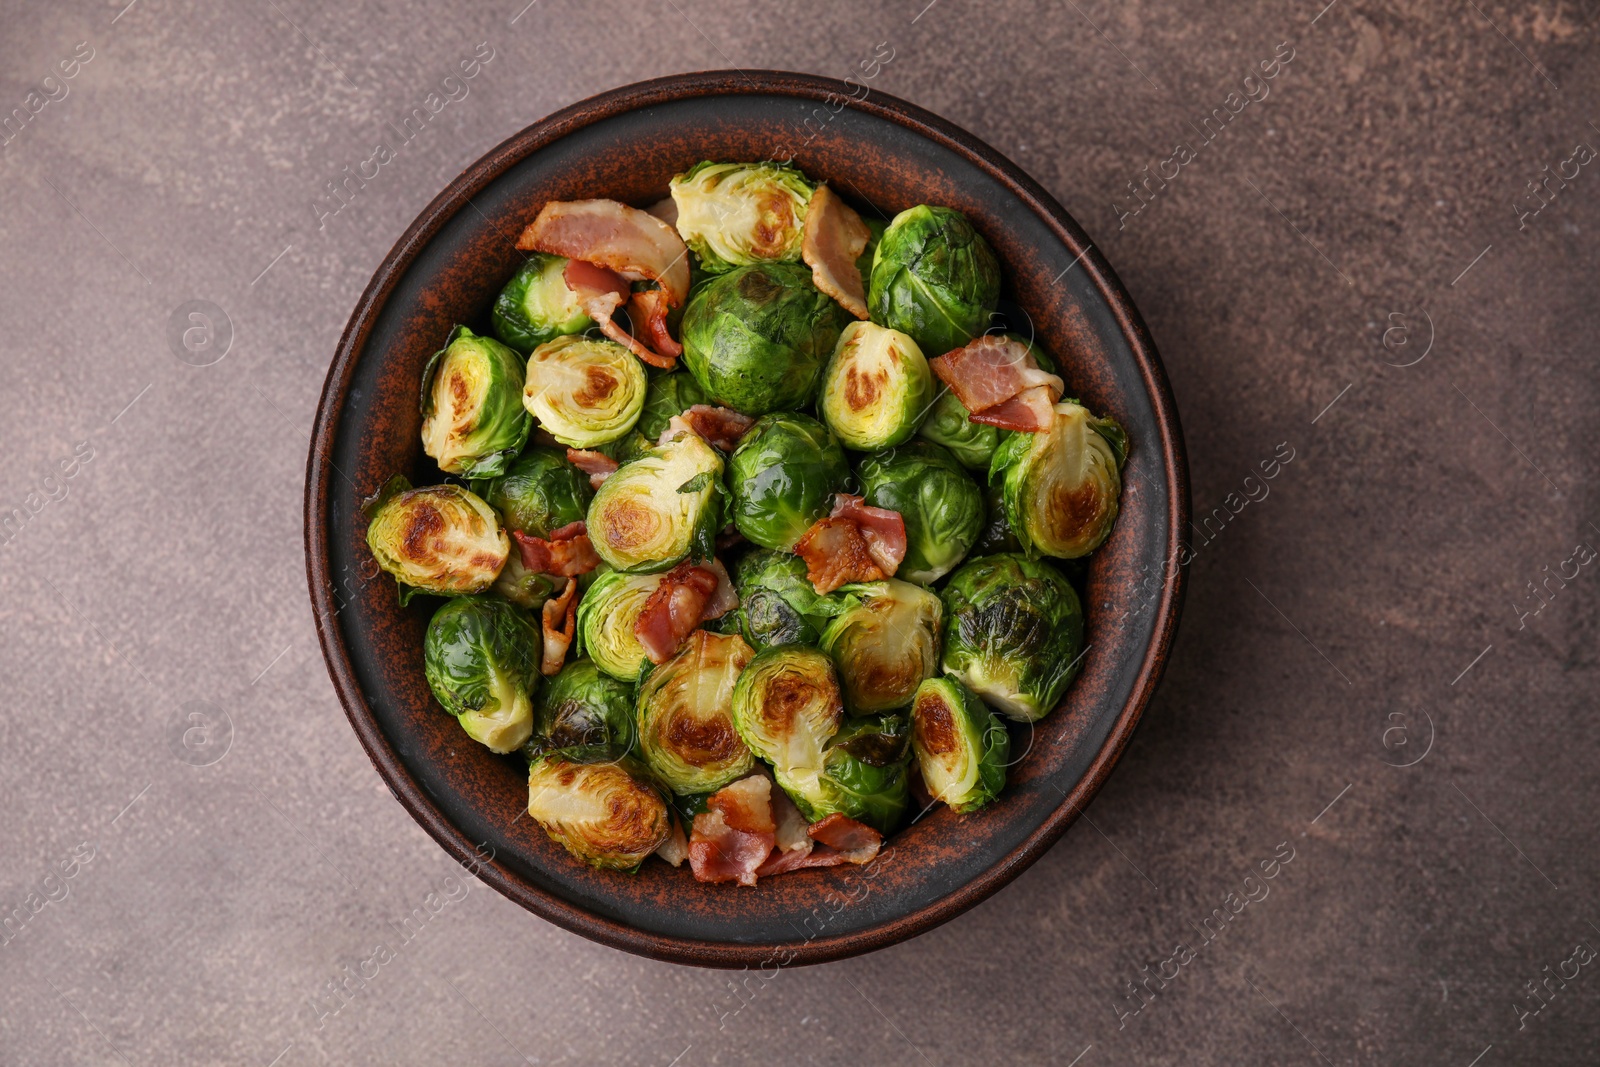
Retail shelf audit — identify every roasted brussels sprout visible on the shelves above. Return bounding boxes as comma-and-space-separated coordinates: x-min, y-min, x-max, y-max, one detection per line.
526, 755, 670, 870
917, 388, 1001, 470
733, 548, 846, 649
856, 216, 886, 298
602, 371, 710, 466
726, 412, 850, 550
420, 326, 530, 478
365, 478, 508, 597
679, 262, 851, 416
522, 334, 646, 448
489, 553, 563, 612
586, 428, 723, 573
575, 569, 662, 680
868, 205, 1000, 356
818, 320, 933, 451
815, 713, 911, 833
940, 553, 1085, 721
491, 253, 591, 353
819, 579, 943, 714
524, 658, 636, 759
423, 597, 540, 753
731, 645, 844, 810
910, 676, 1009, 813
669, 161, 814, 273
990, 401, 1127, 558
482, 446, 591, 537
637, 630, 756, 794
971, 478, 1020, 556
856, 441, 984, 584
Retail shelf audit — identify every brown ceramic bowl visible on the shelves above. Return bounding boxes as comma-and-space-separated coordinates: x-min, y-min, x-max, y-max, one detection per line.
305, 70, 1188, 967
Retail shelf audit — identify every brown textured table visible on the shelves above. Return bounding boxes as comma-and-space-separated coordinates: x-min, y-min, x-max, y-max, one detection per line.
2, 1, 1596, 1063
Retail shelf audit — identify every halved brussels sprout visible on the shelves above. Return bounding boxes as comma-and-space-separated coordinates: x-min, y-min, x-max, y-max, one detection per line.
586, 429, 723, 573
575, 569, 663, 680
637, 630, 756, 794
423, 597, 540, 753
814, 713, 912, 833
524, 658, 636, 760
420, 326, 530, 478
482, 446, 592, 538
910, 676, 1009, 813
990, 401, 1128, 559
731, 645, 844, 814
940, 553, 1085, 722
917, 388, 1001, 471
733, 548, 847, 649
818, 320, 933, 451
365, 478, 508, 597
819, 579, 943, 714
680, 262, 851, 416
491, 253, 591, 353
856, 441, 984, 584
669, 161, 814, 273
868, 205, 1000, 356
522, 334, 646, 448
727, 412, 850, 550
527, 755, 670, 870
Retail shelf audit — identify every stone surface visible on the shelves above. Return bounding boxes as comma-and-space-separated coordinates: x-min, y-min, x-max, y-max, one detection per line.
1, 0, 1597, 1064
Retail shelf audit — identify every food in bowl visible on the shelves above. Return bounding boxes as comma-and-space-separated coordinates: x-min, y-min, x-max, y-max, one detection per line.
360, 160, 1128, 887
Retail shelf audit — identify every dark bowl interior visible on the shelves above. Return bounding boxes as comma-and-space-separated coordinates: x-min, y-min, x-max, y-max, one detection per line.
306, 71, 1188, 967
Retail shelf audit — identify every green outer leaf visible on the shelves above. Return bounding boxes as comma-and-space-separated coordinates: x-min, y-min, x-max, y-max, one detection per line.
807, 713, 911, 833
491, 253, 592, 353
856, 440, 985, 585
917, 388, 1002, 471
867, 205, 1000, 357
726, 412, 849, 551
523, 658, 637, 761
482, 446, 592, 538
733, 548, 847, 650
423, 596, 540, 753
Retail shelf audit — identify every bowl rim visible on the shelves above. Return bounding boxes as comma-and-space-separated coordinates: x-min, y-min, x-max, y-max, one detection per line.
305, 69, 1189, 967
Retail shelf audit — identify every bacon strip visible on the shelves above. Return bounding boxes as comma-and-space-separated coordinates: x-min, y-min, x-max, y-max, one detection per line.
628, 288, 682, 360
967, 385, 1058, 433
689, 776, 777, 886
801, 185, 872, 320
794, 517, 885, 595
561, 260, 679, 370
659, 405, 755, 452
929, 336, 1064, 423
540, 577, 578, 676
518, 199, 691, 306
565, 448, 619, 489
770, 786, 813, 856
807, 813, 882, 865
831, 494, 907, 575
632, 559, 738, 664
511, 524, 601, 577
755, 842, 851, 876
654, 816, 689, 868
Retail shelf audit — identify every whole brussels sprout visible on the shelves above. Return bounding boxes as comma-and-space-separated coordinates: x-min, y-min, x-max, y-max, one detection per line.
940, 553, 1085, 722
819, 579, 943, 714
818, 320, 933, 451
420, 326, 530, 479
910, 676, 1009, 813
364, 478, 508, 598
733, 548, 847, 649
575, 569, 663, 681
856, 441, 984, 584
856, 216, 886, 299
917, 388, 1001, 470
482, 446, 592, 538
669, 161, 814, 273
868, 205, 1000, 356
586, 429, 723, 573
971, 478, 1021, 556
522, 334, 647, 448
727, 412, 850, 551
637, 630, 756, 794
491, 253, 591, 353
990, 401, 1127, 559
680, 262, 851, 416
524, 658, 636, 760
423, 597, 540, 753
526, 755, 670, 870
731, 645, 844, 812
814, 713, 912, 833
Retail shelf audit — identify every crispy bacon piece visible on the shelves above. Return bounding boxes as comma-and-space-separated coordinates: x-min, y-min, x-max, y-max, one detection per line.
801, 184, 872, 320
794, 517, 885, 595
560, 260, 679, 370
565, 448, 619, 489
645, 196, 679, 227
659, 405, 755, 452
929, 335, 1064, 423
770, 784, 813, 856
807, 813, 882, 865
689, 776, 777, 886
628, 288, 682, 360
511, 523, 601, 577
540, 577, 579, 676
654, 816, 689, 868
517, 198, 691, 306
967, 385, 1057, 432
562, 258, 630, 320
755, 842, 853, 876
632, 559, 739, 664
830, 494, 906, 575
